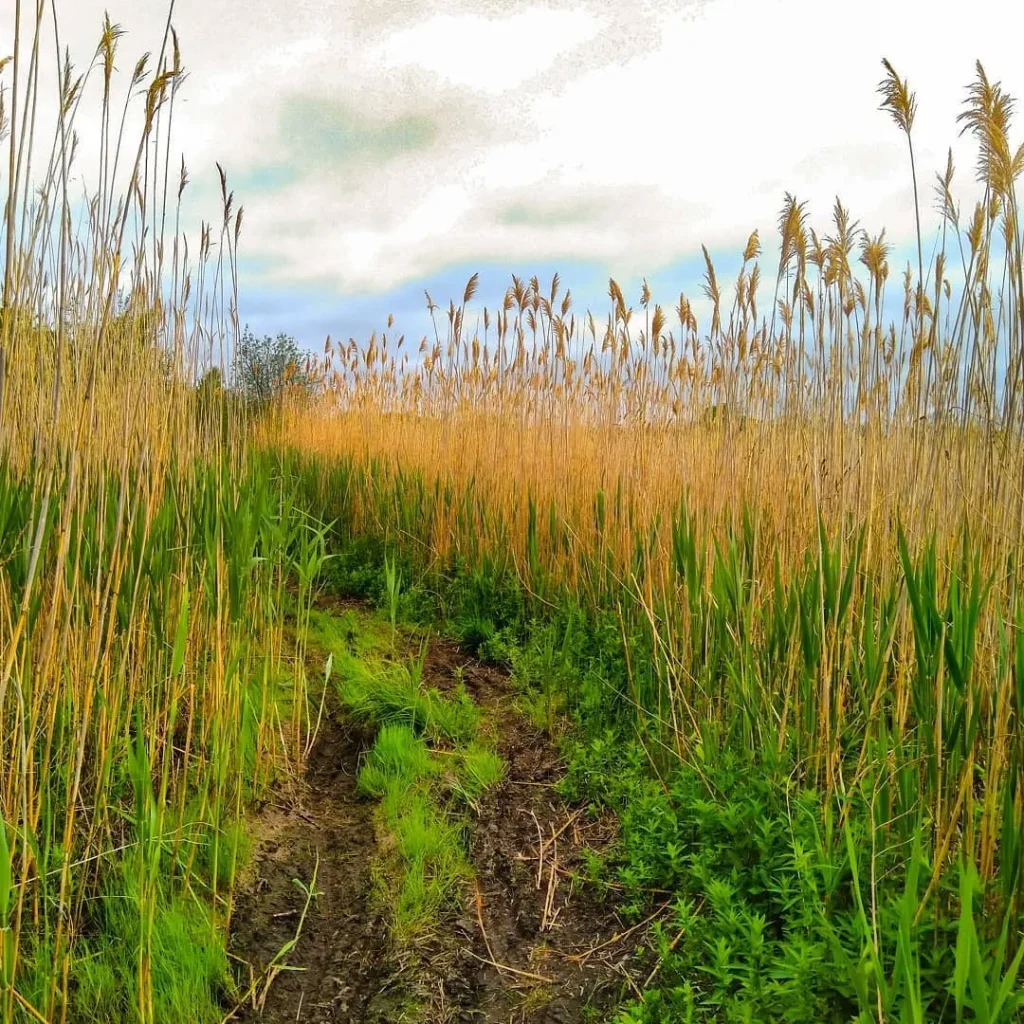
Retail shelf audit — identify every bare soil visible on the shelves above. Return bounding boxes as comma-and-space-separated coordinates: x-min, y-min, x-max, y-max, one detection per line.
227, 713, 400, 1022
417, 641, 629, 1023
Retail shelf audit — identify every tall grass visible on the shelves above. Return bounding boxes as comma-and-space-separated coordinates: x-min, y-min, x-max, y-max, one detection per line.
282, 60, 1024, 1017
0, 6, 322, 1021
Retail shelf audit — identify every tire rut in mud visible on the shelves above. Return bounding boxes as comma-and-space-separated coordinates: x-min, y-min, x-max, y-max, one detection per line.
228, 713, 397, 1022
416, 642, 630, 1023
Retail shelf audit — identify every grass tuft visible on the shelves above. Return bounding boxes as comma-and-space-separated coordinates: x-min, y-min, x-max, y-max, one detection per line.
338, 659, 479, 743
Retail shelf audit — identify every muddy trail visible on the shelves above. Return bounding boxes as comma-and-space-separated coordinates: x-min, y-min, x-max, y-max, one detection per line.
227, 701, 397, 1022
416, 641, 629, 1022
229, 599, 634, 1023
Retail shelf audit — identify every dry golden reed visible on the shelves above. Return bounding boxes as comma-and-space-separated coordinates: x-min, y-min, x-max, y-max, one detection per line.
280, 60, 1024, 912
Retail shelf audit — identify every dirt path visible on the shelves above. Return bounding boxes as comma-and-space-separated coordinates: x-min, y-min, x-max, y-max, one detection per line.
229, 605, 629, 1023
418, 642, 628, 1023
227, 711, 396, 1022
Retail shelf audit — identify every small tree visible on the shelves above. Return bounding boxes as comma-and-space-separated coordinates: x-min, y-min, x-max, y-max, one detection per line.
232, 326, 311, 404
193, 365, 233, 442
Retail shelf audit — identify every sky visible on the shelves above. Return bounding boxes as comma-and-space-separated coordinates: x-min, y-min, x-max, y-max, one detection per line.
7, 0, 1024, 351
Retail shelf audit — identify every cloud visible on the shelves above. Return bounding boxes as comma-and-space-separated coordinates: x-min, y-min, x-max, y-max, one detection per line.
278, 96, 439, 171
19, 0, 1024, 331
374, 7, 604, 95
500, 200, 602, 227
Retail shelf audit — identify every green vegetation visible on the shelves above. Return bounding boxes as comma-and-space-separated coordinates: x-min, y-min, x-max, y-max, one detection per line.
358, 723, 440, 799
287, 454, 1024, 1022
232, 326, 313, 406
4, 0, 1024, 1019
304, 605, 503, 942
371, 745, 472, 942
339, 654, 480, 745
67, 879, 228, 1024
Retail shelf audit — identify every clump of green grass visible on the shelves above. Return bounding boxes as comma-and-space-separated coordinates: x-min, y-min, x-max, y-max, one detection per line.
357, 724, 474, 940
338, 656, 479, 743
358, 723, 438, 798
303, 606, 361, 651
68, 873, 229, 1024
450, 743, 506, 805
340, 645, 502, 944
515, 683, 568, 737
304, 605, 394, 657
374, 788, 472, 942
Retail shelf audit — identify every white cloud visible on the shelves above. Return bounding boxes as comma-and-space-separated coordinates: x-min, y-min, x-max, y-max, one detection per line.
8, 0, 1024, 299
376, 8, 603, 94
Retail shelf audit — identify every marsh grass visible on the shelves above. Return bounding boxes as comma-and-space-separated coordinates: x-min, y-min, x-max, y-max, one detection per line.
351, 692, 489, 942
0, 6, 317, 1021
282, 58, 1024, 1020
338, 654, 481, 744
4, 0, 1024, 1017
374, 786, 471, 944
